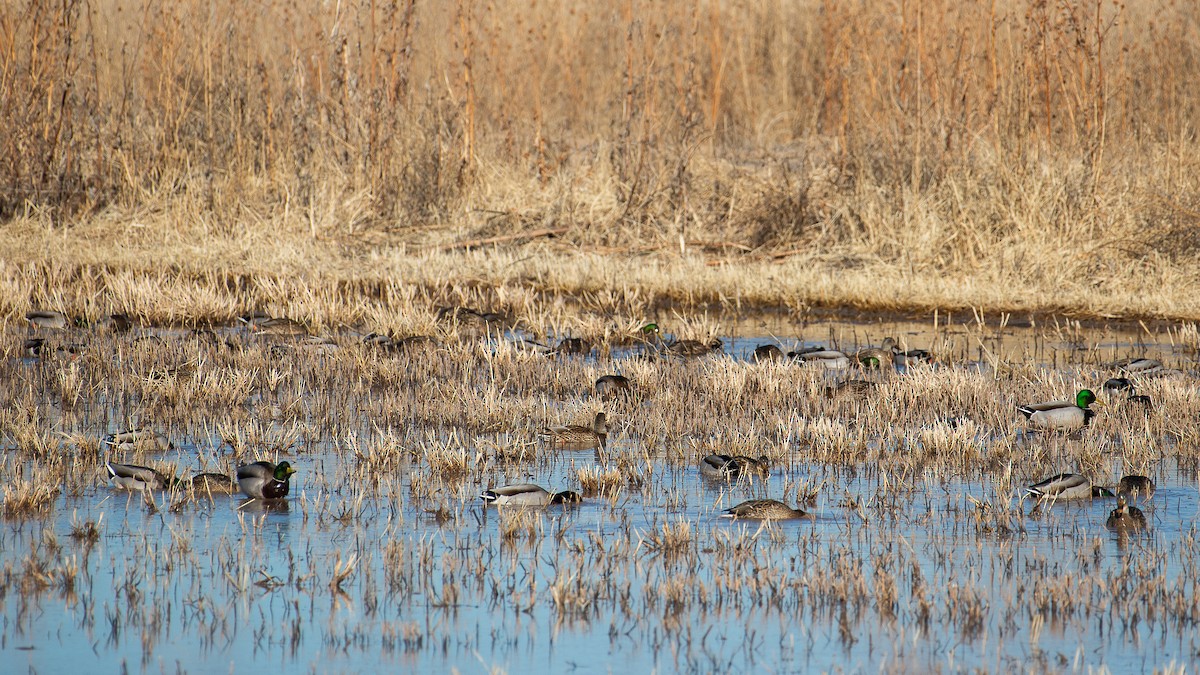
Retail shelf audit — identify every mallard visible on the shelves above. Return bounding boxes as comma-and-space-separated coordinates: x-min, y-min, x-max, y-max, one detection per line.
665, 337, 724, 357
103, 429, 173, 452
1017, 389, 1097, 430
249, 316, 308, 336
1116, 475, 1155, 500
721, 499, 809, 520
22, 338, 45, 356
1108, 357, 1165, 376
26, 310, 68, 330
547, 337, 592, 356
792, 349, 851, 369
855, 338, 897, 369
1106, 496, 1148, 531
824, 379, 877, 399
479, 483, 582, 506
896, 348, 933, 367
1102, 378, 1134, 397
752, 344, 784, 363
700, 454, 770, 480
540, 412, 608, 450
1025, 473, 1114, 500
236, 461, 296, 500
97, 313, 134, 332
595, 375, 631, 400
104, 461, 173, 491
190, 472, 239, 494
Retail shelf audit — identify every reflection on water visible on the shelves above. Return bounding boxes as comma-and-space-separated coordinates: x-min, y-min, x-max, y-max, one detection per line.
1, 313, 1199, 673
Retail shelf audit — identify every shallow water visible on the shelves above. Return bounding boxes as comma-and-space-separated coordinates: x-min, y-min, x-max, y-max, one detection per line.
2, 313, 1199, 673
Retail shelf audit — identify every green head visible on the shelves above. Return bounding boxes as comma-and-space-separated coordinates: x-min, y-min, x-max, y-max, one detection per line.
641, 323, 660, 335
274, 461, 297, 481
860, 355, 880, 368
1076, 389, 1097, 408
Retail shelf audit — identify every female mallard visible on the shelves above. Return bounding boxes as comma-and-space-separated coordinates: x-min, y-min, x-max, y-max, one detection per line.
1106, 496, 1147, 531
752, 344, 784, 363
190, 472, 239, 494
105, 461, 173, 491
1025, 473, 1114, 500
103, 429, 173, 452
547, 337, 592, 356
824, 380, 877, 399
792, 349, 851, 369
1116, 475, 1155, 500
236, 461, 296, 500
595, 375, 631, 400
721, 499, 809, 520
665, 337, 724, 357
855, 338, 897, 369
1017, 389, 1097, 430
479, 483, 582, 506
540, 412, 608, 450
700, 454, 770, 480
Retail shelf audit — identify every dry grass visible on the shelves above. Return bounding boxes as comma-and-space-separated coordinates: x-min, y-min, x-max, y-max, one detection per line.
1, 1, 1200, 321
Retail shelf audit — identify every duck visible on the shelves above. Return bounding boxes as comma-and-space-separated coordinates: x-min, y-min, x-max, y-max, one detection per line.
190, 472, 239, 494
1016, 389, 1097, 430
665, 337, 724, 357
824, 379, 878, 399
247, 316, 308, 336
104, 461, 173, 491
26, 310, 68, 330
721, 499, 810, 520
1102, 378, 1153, 409
1116, 475, 1156, 500
1106, 496, 1148, 531
546, 337, 592, 356
479, 483, 583, 506
1025, 473, 1114, 500
540, 412, 608, 450
752, 344, 785, 363
895, 348, 933, 367
792, 348, 851, 369
700, 454, 770, 480
595, 375, 631, 400
1107, 357, 1165, 376
855, 338, 897, 369
236, 461, 297, 500
103, 429, 173, 452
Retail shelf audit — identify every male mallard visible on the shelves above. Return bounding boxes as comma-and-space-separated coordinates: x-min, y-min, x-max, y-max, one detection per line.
1106, 496, 1148, 531
895, 348, 933, 367
479, 483, 583, 506
752, 344, 785, 363
721, 499, 809, 520
1108, 357, 1164, 376
104, 461, 173, 491
26, 310, 68, 330
1116, 475, 1156, 500
855, 338, 897, 369
700, 454, 771, 480
540, 412, 608, 450
103, 429, 173, 452
1025, 473, 1114, 500
792, 349, 851, 369
1017, 389, 1097, 430
595, 375, 631, 400
190, 472, 239, 494
236, 461, 296, 500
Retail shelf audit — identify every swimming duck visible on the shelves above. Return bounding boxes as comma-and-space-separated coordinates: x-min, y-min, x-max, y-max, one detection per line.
249, 316, 308, 336
1025, 473, 1114, 500
1116, 475, 1155, 500
236, 461, 296, 500
595, 375, 631, 400
190, 472, 239, 494
1017, 389, 1097, 430
665, 337, 724, 357
103, 429, 173, 452
1106, 496, 1148, 531
104, 461, 174, 491
540, 412, 608, 450
752, 344, 785, 363
479, 483, 583, 506
547, 337, 592, 356
699, 454, 771, 480
824, 379, 878, 399
721, 499, 809, 520
792, 349, 851, 369
26, 310, 68, 330
1108, 357, 1164, 376
855, 338, 897, 369
895, 348, 933, 367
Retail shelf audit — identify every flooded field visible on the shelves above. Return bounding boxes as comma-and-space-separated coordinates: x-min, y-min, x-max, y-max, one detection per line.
2, 309, 1199, 673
